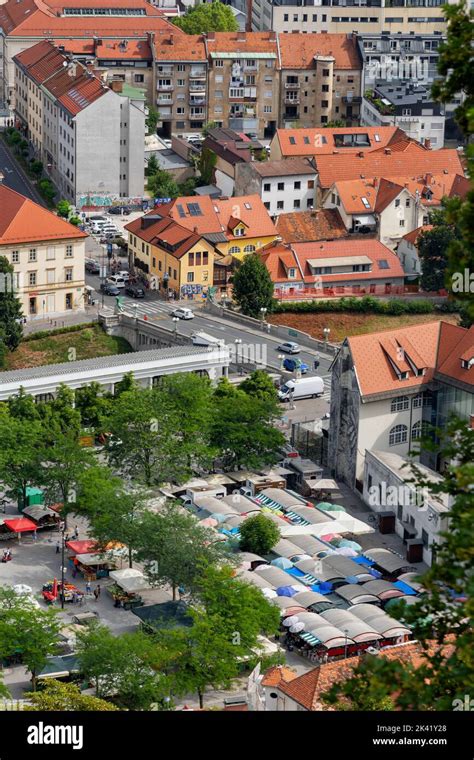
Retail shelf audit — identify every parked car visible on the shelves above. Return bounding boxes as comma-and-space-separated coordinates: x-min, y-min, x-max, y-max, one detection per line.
106, 275, 125, 289
283, 357, 309, 374
125, 284, 145, 298
117, 270, 130, 282
85, 260, 100, 274
172, 307, 194, 320
100, 282, 121, 296
277, 341, 300, 354
108, 206, 131, 215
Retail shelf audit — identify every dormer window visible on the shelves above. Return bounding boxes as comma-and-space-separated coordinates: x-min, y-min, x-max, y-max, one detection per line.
461, 357, 474, 370
288, 268, 296, 278
234, 227, 245, 237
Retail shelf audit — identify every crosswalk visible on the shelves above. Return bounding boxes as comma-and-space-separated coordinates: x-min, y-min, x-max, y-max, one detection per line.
321, 374, 332, 401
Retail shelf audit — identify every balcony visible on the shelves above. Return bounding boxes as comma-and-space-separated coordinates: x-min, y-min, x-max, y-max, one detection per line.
157, 97, 173, 105
190, 68, 206, 78
285, 96, 300, 105
156, 82, 174, 91
285, 82, 300, 90
343, 95, 362, 104
284, 112, 300, 122
229, 88, 244, 99
189, 97, 206, 106
191, 109, 205, 118
156, 66, 174, 76
189, 82, 206, 92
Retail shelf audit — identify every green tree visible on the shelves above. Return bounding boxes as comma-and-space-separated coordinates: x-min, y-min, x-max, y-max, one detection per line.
7, 387, 40, 421
173, 1, 238, 34
75, 382, 112, 430
240, 369, 279, 404
322, 418, 474, 710
147, 167, 179, 199
76, 624, 170, 709
29, 159, 43, 178
106, 386, 190, 486
202, 120, 219, 137
113, 371, 137, 398
0, 255, 23, 350
231, 254, 274, 318
0, 588, 61, 691
431, 3, 474, 324
26, 680, 118, 711
0, 672, 10, 700
418, 220, 458, 292
178, 176, 197, 195
146, 106, 161, 135
145, 153, 159, 176
56, 200, 71, 218
38, 179, 56, 205
69, 216, 81, 226
135, 502, 229, 599
211, 384, 285, 471
198, 146, 217, 185
0, 407, 44, 506
41, 384, 82, 437
239, 514, 280, 555
39, 428, 94, 515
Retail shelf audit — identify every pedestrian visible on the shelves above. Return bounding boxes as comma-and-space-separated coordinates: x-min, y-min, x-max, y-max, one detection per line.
72, 566, 77, 579
93, 588, 99, 602
73, 526, 79, 539
86, 581, 92, 594
96, 584, 101, 599
55, 541, 60, 554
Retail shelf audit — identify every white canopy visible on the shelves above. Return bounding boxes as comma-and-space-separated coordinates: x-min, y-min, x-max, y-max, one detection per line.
109, 568, 151, 593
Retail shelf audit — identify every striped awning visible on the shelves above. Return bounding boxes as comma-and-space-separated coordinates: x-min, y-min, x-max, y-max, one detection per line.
299, 632, 320, 646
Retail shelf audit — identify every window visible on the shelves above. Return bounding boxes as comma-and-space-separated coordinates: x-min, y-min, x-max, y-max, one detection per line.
177, 79, 185, 86
28, 248, 37, 262
215, 75, 223, 83
263, 183, 271, 192
215, 90, 223, 99
391, 396, 409, 412
264, 202, 270, 210
46, 269, 55, 284
188, 252, 194, 266
411, 420, 423, 440
277, 182, 284, 191
422, 529, 429, 548
203, 252, 208, 264
28, 272, 36, 286
294, 180, 301, 190
322, 85, 329, 93
402, 108, 412, 116
307, 180, 315, 189
65, 267, 73, 282
134, 74, 144, 83
293, 199, 300, 209
215, 60, 224, 68
228, 246, 241, 254
312, 14, 317, 21
65, 244, 73, 257
234, 227, 245, 237
29, 297, 37, 315
389, 424, 408, 446
264, 105, 272, 113
65, 293, 72, 310
277, 201, 284, 210
399, 220, 405, 227
11, 250, 19, 263
187, 272, 194, 283
321, 100, 329, 108
397, 504, 403, 521
284, 13, 288, 21
195, 252, 201, 266
264, 91, 272, 99
395, 199, 400, 207
243, 245, 256, 253
177, 64, 185, 72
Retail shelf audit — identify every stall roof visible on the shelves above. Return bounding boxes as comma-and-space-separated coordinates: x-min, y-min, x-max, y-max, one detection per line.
66, 539, 97, 555
349, 604, 412, 637
237, 568, 272, 589
38, 654, 80, 679
132, 601, 192, 630
363, 579, 405, 600
4, 517, 37, 533
257, 488, 307, 511
320, 608, 382, 642
23, 505, 57, 521
255, 566, 295, 587
272, 539, 302, 559
364, 548, 414, 574
76, 552, 113, 566
335, 584, 380, 605
109, 568, 151, 593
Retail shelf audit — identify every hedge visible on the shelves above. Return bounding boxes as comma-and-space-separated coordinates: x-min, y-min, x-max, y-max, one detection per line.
272, 296, 437, 316
22, 322, 97, 342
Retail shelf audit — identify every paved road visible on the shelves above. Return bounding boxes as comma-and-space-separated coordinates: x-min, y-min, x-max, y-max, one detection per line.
0, 136, 44, 204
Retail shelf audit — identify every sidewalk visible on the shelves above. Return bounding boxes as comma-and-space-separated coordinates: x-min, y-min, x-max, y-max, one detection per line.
22, 309, 98, 336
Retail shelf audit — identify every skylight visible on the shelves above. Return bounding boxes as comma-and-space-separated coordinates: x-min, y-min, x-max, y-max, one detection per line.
187, 203, 202, 217
361, 197, 371, 209
378, 260, 389, 269
289, 136, 296, 145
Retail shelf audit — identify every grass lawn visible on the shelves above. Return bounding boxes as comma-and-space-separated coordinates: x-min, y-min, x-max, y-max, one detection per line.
2, 325, 132, 371
268, 311, 459, 343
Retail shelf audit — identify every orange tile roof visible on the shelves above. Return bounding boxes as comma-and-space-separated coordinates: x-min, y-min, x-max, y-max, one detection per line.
334, 177, 404, 214
95, 38, 152, 60
260, 665, 297, 687
315, 148, 464, 190
260, 244, 301, 282
279, 668, 322, 710
206, 31, 278, 55
52, 38, 95, 55
124, 215, 201, 258
348, 320, 474, 398
153, 31, 207, 61
279, 32, 361, 70
292, 239, 405, 284
276, 209, 347, 244
155, 194, 278, 242
275, 127, 401, 158
401, 225, 434, 245
0, 185, 87, 245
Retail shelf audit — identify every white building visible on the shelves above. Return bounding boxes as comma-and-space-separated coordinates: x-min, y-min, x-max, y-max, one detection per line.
0, 183, 86, 320
234, 158, 318, 215
396, 224, 433, 279
14, 40, 145, 208
363, 450, 450, 566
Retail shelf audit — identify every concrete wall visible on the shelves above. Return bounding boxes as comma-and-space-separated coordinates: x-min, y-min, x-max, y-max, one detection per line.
75, 91, 121, 202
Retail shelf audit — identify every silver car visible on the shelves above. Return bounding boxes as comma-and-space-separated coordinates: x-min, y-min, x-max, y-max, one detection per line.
277, 341, 300, 354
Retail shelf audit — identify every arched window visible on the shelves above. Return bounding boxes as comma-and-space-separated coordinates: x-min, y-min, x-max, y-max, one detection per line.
228, 246, 241, 254
243, 244, 256, 253
411, 420, 422, 440
412, 394, 423, 409
389, 424, 408, 446
391, 396, 409, 412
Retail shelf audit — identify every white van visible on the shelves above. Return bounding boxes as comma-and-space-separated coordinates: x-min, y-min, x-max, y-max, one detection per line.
106, 275, 125, 289
278, 376, 324, 402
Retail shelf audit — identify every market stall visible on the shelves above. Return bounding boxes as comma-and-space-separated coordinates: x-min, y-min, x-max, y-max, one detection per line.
3, 517, 37, 542
23, 505, 60, 530
73, 552, 118, 580
108, 568, 150, 610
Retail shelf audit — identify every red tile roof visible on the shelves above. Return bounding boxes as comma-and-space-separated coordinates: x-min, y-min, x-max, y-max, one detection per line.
95, 38, 151, 60
279, 32, 361, 70
260, 665, 297, 687
276, 209, 348, 244
275, 127, 402, 158
0, 184, 87, 245
292, 239, 405, 284
334, 177, 404, 214
153, 31, 206, 61
206, 31, 279, 55
348, 320, 474, 398
124, 215, 201, 259
315, 148, 464, 190
401, 225, 434, 246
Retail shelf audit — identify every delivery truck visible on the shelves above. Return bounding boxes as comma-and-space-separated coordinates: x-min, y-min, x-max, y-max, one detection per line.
278, 376, 324, 402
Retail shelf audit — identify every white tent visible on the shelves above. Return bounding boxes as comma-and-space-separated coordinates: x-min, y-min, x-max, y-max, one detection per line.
109, 568, 151, 593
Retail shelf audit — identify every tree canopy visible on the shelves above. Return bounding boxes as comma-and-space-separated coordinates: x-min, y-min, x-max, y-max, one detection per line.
173, 1, 239, 34
239, 514, 281, 555
0, 255, 23, 352
26, 680, 118, 711
231, 254, 275, 318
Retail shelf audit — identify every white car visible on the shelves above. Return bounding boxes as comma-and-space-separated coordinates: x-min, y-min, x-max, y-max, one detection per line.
172, 307, 194, 320
106, 275, 125, 289
277, 341, 300, 354
117, 271, 130, 282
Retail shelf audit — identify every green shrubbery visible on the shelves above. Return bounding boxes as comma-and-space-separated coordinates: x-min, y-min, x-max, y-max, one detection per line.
273, 296, 438, 316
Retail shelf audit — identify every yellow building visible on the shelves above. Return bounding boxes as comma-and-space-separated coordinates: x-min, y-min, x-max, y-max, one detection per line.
125, 214, 217, 299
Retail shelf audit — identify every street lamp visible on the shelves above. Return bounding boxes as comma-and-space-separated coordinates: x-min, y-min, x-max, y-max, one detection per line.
323, 327, 330, 344
344, 629, 349, 659
60, 529, 66, 610
260, 307, 267, 328
234, 338, 242, 374
172, 316, 179, 335
278, 353, 285, 371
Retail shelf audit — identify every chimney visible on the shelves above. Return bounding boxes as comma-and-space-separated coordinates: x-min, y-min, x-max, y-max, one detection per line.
425, 173, 433, 186
424, 137, 431, 150
269, 31, 276, 41
237, 31, 246, 42
110, 80, 123, 93
169, 33, 174, 46
357, 151, 364, 158
0, 171, 4, 184
373, 176, 378, 187
384, 148, 391, 155
404, 182, 409, 188
193, 226, 198, 233
207, 31, 215, 42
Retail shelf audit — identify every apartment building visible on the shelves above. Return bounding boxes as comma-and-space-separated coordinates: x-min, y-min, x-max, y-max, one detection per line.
205, 31, 280, 139
251, 0, 455, 36
269, 124, 403, 160
328, 321, 474, 489
0, 0, 177, 108
153, 31, 208, 137
234, 158, 318, 215
0, 183, 86, 319
14, 40, 145, 207
362, 82, 445, 148
278, 33, 362, 127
